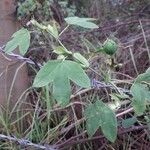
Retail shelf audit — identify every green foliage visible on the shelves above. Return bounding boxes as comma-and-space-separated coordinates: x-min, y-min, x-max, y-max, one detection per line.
5, 14, 150, 144
30, 17, 98, 106
33, 60, 90, 106
122, 117, 137, 128
2, 1, 150, 148
4, 16, 119, 143
65, 17, 99, 29
17, 0, 37, 19
135, 68, 150, 83
84, 100, 117, 142
59, 1, 76, 17
131, 67, 150, 115
53, 46, 72, 55
4, 28, 30, 55
31, 19, 59, 38
73, 52, 89, 68
17, 0, 76, 21
131, 83, 150, 115
30, 17, 95, 106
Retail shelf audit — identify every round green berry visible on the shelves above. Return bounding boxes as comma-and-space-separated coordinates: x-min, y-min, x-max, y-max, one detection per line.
103, 39, 118, 56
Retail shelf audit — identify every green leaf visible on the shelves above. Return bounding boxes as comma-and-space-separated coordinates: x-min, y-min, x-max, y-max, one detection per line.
73, 52, 89, 68
65, 16, 99, 29
131, 83, 150, 115
85, 100, 117, 142
33, 60, 90, 106
47, 23, 59, 38
53, 46, 72, 55
33, 60, 60, 87
53, 75, 71, 106
85, 102, 102, 136
57, 55, 66, 60
31, 19, 59, 38
112, 93, 130, 100
66, 61, 90, 87
131, 68, 150, 115
135, 67, 150, 83
4, 28, 30, 55
31, 19, 47, 30
122, 117, 137, 128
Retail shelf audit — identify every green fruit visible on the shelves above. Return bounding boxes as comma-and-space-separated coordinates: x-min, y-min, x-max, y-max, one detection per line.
103, 39, 118, 56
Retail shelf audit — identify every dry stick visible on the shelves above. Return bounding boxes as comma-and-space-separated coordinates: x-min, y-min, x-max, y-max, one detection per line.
122, 29, 150, 47
139, 19, 150, 62
116, 107, 134, 117
57, 125, 148, 150
60, 118, 85, 135
129, 47, 139, 75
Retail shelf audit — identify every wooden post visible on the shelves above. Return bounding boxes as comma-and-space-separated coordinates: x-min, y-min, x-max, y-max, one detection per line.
0, 0, 19, 46
0, 0, 30, 126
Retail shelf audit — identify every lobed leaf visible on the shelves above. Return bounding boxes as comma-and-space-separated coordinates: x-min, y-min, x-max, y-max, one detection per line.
33, 60, 90, 106
65, 16, 99, 29
33, 60, 60, 87
130, 67, 150, 115
4, 28, 30, 55
85, 100, 117, 142
131, 83, 150, 115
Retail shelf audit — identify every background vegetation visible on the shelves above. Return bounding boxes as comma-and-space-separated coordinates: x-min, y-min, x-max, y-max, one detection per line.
0, 0, 150, 149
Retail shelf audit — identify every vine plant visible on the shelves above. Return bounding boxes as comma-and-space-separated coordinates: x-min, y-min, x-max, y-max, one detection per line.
4, 16, 150, 143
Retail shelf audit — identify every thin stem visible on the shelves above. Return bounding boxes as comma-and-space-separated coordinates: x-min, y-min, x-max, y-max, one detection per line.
58, 25, 70, 37
57, 39, 67, 50
88, 67, 105, 80
45, 85, 51, 120
129, 47, 139, 75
